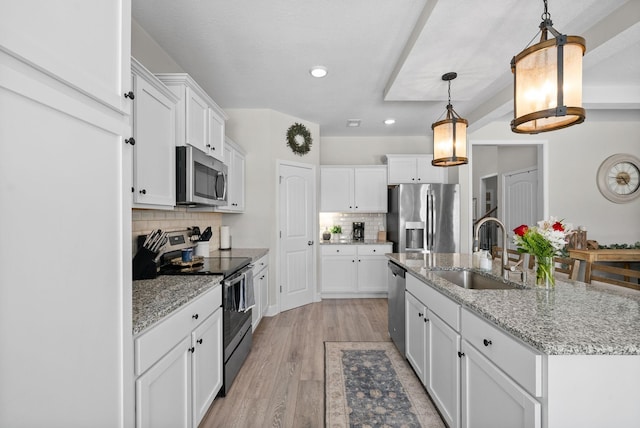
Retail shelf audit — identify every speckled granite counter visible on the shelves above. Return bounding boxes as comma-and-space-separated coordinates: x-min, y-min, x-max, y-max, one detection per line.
210, 248, 268, 262
319, 239, 393, 245
133, 275, 222, 335
388, 253, 640, 355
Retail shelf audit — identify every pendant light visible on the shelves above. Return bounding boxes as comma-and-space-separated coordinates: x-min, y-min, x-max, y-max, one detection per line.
432, 72, 468, 167
511, 0, 586, 134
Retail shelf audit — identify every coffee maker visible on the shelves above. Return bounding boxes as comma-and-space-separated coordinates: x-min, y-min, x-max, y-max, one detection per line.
352, 222, 365, 241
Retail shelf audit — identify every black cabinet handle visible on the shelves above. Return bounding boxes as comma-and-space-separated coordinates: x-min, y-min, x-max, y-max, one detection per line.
418, 312, 423, 318
206, 143, 211, 148
124, 91, 135, 99
192, 314, 199, 320
424, 317, 428, 323
458, 351, 465, 358
188, 347, 195, 353
197, 338, 203, 345
373, 249, 376, 252
139, 189, 146, 194
131, 187, 134, 193
125, 138, 135, 145
483, 339, 492, 347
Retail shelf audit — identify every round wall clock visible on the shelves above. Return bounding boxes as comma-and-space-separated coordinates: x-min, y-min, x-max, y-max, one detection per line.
596, 153, 640, 203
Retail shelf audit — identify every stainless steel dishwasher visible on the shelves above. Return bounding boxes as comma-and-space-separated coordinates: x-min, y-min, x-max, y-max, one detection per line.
387, 261, 406, 356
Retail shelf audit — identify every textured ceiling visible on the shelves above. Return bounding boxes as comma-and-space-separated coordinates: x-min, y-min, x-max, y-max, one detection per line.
132, 0, 639, 137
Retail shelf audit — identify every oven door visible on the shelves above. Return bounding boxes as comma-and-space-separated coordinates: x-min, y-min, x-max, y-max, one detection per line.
222, 266, 254, 357
176, 146, 228, 206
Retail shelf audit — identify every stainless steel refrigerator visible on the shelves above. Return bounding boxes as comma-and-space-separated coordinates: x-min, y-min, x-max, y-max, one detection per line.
387, 183, 460, 253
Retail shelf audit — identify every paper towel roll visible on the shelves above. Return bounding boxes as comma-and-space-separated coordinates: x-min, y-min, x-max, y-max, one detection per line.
220, 226, 231, 250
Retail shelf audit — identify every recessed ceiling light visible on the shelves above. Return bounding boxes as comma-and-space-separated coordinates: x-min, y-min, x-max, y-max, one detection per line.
309, 66, 328, 78
384, 119, 396, 125
347, 119, 361, 127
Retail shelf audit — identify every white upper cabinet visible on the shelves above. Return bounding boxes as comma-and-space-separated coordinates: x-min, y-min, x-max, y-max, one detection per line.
131, 58, 178, 209
320, 166, 387, 213
0, 1, 132, 114
156, 74, 227, 162
385, 154, 446, 184
216, 137, 245, 213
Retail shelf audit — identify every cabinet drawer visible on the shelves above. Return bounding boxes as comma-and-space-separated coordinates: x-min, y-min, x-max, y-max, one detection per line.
253, 254, 268, 272
357, 245, 391, 256
321, 245, 356, 256
406, 273, 460, 330
461, 308, 542, 397
135, 286, 222, 375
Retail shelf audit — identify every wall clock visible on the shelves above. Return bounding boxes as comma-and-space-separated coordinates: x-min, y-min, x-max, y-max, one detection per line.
596, 153, 640, 203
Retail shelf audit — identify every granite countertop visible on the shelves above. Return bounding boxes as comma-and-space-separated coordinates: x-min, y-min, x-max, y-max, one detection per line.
388, 253, 640, 356
210, 248, 268, 262
132, 275, 222, 335
320, 239, 393, 245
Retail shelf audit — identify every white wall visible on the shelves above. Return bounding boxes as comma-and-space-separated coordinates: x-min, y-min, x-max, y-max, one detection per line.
320, 136, 430, 165
470, 118, 640, 246
132, 19, 185, 73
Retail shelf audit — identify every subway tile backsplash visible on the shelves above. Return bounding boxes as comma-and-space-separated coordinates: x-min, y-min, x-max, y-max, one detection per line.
132, 208, 222, 255
319, 212, 386, 240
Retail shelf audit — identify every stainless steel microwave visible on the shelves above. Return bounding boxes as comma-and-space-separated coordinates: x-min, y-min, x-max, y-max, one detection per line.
176, 146, 228, 206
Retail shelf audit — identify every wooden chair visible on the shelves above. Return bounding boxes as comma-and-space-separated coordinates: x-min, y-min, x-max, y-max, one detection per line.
586, 263, 640, 291
553, 256, 580, 281
526, 255, 580, 280
491, 246, 523, 266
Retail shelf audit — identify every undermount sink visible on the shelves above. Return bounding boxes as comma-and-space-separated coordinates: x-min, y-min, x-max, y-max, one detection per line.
433, 270, 521, 290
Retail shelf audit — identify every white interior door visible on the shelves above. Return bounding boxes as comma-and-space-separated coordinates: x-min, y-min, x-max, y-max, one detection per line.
504, 169, 537, 250
279, 162, 315, 312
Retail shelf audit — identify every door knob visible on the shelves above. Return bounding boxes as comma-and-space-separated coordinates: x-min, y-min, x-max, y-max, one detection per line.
307, 240, 314, 245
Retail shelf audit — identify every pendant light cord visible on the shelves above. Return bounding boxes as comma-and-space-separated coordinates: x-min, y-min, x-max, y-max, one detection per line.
541, 0, 551, 21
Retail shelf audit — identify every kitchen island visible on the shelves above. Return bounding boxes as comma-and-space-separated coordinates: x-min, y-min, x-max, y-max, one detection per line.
388, 252, 640, 428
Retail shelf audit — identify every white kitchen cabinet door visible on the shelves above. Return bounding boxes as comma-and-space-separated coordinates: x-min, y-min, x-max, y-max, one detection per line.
460, 340, 541, 428
207, 108, 225, 161
217, 139, 245, 212
321, 246, 357, 293
0, 1, 131, 114
427, 310, 461, 428
416, 155, 445, 183
320, 167, 354, 212
192, 309, 223, 427
260, 266, 269, 318
186, 87, 209, 155
356, 245, 392, 293
136, 337, 191, 428
131, 59, 177, 208
354, 167, 387, 212
386, 154, 445, 184
405, 292, 427, 384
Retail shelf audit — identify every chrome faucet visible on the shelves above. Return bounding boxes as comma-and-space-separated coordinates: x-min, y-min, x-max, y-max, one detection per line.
473, 217, 510, 280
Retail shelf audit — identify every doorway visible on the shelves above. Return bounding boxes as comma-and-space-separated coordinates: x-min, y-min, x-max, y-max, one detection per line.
277, 160, 316, 312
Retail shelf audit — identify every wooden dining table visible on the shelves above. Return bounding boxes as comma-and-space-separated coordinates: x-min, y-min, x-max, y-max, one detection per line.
568, 248, 640, 282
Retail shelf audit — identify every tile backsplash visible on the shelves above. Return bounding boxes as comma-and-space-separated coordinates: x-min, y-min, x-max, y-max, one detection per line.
319, 212, 386, 240
132, 208, 222, 255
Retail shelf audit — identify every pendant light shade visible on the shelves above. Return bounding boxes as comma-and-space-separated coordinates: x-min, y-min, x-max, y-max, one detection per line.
432, 72, 468, 167
511, 1, 586, 134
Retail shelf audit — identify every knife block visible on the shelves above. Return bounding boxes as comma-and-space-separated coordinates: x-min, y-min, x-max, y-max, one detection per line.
132, 247, 158, 280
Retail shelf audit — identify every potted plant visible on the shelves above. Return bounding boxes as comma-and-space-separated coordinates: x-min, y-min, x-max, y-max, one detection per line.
330, 225, 342, 241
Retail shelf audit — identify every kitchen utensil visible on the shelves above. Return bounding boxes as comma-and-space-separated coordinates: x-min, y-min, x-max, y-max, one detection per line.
200, 226, 212, 241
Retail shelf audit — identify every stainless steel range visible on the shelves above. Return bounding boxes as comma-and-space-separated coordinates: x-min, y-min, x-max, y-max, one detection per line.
154, 229, 254, 396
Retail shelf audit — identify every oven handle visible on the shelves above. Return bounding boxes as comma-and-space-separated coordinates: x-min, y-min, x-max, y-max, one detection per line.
223, 264, 254, 288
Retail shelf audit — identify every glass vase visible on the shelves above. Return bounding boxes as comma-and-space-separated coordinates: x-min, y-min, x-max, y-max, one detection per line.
535, 255, 555, 288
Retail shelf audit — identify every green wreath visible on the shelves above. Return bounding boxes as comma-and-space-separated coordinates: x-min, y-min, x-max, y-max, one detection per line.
286, 122, 312, 156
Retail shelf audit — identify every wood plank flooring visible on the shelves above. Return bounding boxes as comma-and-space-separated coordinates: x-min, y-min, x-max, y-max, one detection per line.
200, 299, 390, 428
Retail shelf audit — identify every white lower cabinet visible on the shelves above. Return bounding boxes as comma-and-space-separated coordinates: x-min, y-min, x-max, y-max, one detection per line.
252, 253, 269, 331
135, 286, 223, 428
192, 310, 223, 426
405, 291, 427, 383
427, 309, 460, 428
460, 341, 540, 428
405, 276, 460, 428
321, 244, 392, 297
136, 336, 191, 428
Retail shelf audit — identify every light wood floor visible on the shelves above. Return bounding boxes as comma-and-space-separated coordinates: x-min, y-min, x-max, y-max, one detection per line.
200, 299, 390, 428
